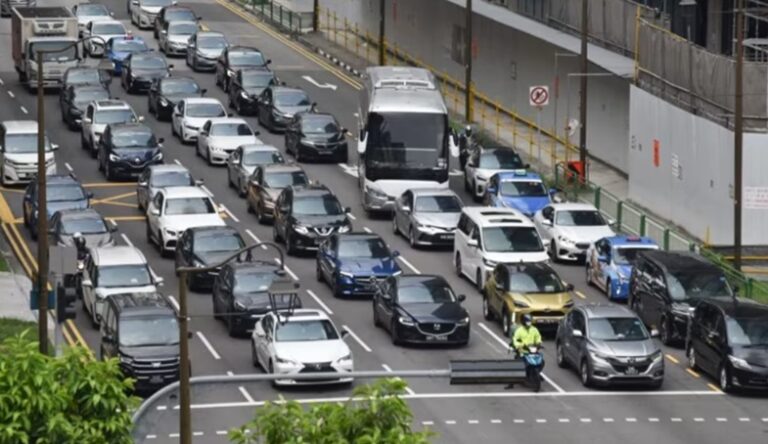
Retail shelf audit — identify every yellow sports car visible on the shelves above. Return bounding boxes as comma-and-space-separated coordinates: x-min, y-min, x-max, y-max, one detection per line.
482, 262, 574, 336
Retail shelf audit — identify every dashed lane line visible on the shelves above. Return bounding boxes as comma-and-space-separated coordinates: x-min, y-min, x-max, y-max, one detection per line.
273, 257, 299, 281
362, 227, 372, 233
342, 324, 372, 352
305, 289, 334, 315
219, 204, 240, 223
120, 233, 133, 247
167, 296, 180, 311
245, 229, 268, 249
347, 212, 356, 220
382, 363, 416, 395
665, 354, 680, 364
201, 185, 214, 197
397, 255, 421, 274
686, 368, 701, 378
228, 371, 256, 404
575, 291, 587, 300
64, 162, 74, 172
196, 331, 221, 360
20, 106, 27, 114
7, 91, 14, 98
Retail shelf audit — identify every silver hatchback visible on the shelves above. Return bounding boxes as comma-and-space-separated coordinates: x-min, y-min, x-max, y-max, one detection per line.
392, 188, 463, 248
555, 304, 664, 388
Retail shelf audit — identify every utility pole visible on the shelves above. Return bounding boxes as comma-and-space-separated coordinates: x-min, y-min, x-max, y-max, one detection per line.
733, 0, 744, 270
578, 0, 589, 182
36, 49, 48, 355
177, 270, 191, 444
312, 0, 319, 32
464, 0, 474, 123
378, 0, 386, 65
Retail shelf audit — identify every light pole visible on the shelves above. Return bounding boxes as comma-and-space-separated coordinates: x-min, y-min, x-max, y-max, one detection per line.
378, 0, 386, 65
34, 36, 107, 355
733, 0, 744, 270
578, 0, 589, 182
175, 242, 286, 444
464, 0, 474, 123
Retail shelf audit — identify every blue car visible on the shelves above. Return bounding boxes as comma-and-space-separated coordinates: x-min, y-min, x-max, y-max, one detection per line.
105, 35, 150, 75
316, 233, 402, 298
22, 174, 93, 240
585, 235, 660, 301
484, 170, 555, 218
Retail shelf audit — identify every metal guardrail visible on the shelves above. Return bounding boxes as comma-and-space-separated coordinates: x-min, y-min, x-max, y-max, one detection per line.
240, 0, 308, 34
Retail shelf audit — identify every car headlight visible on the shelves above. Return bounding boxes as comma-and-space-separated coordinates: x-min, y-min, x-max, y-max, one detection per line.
588, 349, 609, 361
164, 228, 177, 236
274, 355, 298, 365
184, 124, 198, 130
650, 350, 663, 363
226, 68, 235, 77
476, 174, 488, 182
119, 355, 133, 364
301, 138, 316, 146
338, 224, 351, 233
457, 316, 470, 326
513, 300, 529, 308
233, 300, 246, 311
366, 186, 387, 199
398, 316, 415, 326
558, 235, 575, 245
563, 299, 574, 308
152, 152, 163, 161
339, 271, 354, 278
335, 353, 352, 363
240, 91, 249, 99
729, 355, 752, 370
483, 258, 497, 267
293, 225, 309, 235
159, 98, 168, 106
108, 153, 120, 162
211, 145, 224, 152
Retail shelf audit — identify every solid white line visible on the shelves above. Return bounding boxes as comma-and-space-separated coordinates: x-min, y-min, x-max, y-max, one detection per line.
347, 213, 357, 220
174, 159, 182, 166
245, 229, 268, 249
196, 332, 221, 360
7, 91, 14, 98
306, 289, 333, 315
468, 420, 479, 424
120, 233, 133, 247
238, 386, 255, 403
477, 322, 566, 394
648, 418, 659, 422
168, 296, 180, 312
382, 364, 416, 395
363, 227, 372, 233
445, 420, 456, 425
490, 419, 502, 424
397, 255, 421, 274
558, 418, 570, 423
342, 324, 372, 352
0, 78, 4, 85
201, 185, 214, 197
220, 204, 240, 223
216, 430, 228, 435
421, 421, 434, 426
64, 162, 73, 172
20, 106, 28, 114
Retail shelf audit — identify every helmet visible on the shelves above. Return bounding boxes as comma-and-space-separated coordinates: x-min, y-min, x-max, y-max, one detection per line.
522, 314, 533, 325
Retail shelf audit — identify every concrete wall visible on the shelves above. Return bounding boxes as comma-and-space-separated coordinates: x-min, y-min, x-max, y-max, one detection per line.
321, 0, 631, 173
628, 85, 768, 246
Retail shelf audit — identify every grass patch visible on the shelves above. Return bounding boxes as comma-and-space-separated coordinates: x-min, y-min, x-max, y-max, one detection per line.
0, 256, 8, 272
0, 318, 37, 343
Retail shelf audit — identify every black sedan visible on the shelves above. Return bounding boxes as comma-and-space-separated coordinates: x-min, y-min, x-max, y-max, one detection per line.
212, 261, 300, 336
62, 66, 111, 90
148, 77, 206, 121
121, 53, 173, 94
372, 275, 470, 346
97, 122, 164, 180
215, 46, 271, 92
285, 112, 348, 162
256, 86, 314, 132
227, 68, 277, 115
175, 226, 246, 291
59, 84, 110, 130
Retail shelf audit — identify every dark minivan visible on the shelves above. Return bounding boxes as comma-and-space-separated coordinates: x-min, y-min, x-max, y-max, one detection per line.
628, 251, 732, 346
98, 292, 181, 392
687, 297, 768, 393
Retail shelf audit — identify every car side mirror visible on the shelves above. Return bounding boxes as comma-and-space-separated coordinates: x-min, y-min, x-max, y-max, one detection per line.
188, 331, 194, 339
340, 127, 347, 134
572, 329, 583, 338
150, 208, 160, 216
344, 206, 351, 213
51, 144, 60, 151
566, 283, 575, 291
467, 238, 478, 248
486, 186, 497, 195
138, 116, 145, 122
168, 64, 175, 69
650, 328, 660, 338
109, 224, 118, 233
266, 59, 272, 65
102, 333, 113, 343
542, 219, 553, 227
87, 192, 94, 198
155, 276, 165, 286
597, 255, 608, 263
138, 181, 148, 187
110, 11, 115, 16
733, 285, 740, 294
158, 137, 165, 144
82, 279, 93, 287
201, 88, 207, 95
401, 206, 411, 213
161, 30, 167, 34
458, 294, 466, 302
391, 250, 400, 257
340, 328, 349, 338
194, 179, 204, 186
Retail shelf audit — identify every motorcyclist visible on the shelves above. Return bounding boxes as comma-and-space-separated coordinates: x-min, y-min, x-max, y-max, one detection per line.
458, 125, 473, 170
511, 314, 542, 358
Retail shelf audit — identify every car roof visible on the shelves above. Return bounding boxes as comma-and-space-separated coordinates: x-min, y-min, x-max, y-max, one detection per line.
500, 261, 556, 275
580, 304, 636, 319
296, 111, 334, 120
70, 84, 107, 93
272, 86, 307, 95
410, 188, 459, 198
108, 292, 173, 318
704, 297, 768, 319
189, 225, 238, 237
638, 250, 719, 273
91, 19, 124, 27
162, 5, 194, 11
2, 120, 39, 133
208, 117, 248, 126
290, 183, 332, 196
604, 235, 658, 247
56, 208, 103, 220
229, 45, 262, 53
238, 67, 273, 75
225, 260, 280, 273
161, 186, 210, 199
183, 97, 222, 105
549, 202, 599, 211
241, 144, 277, 153
462, 206, 532, 227
94, 100, 131, 110
90, 246, 147, 266
132, 52, 165, 61
396, 274, 449, 287
274, 308, 329, 322
195, 31, 225, 38
168, 20, 198, 27
495, 170, 542, 181
45, 174, 80, 185
262, 163, 304, 173
148, 164, 189, 174
335, 232, 382, 241
108, 122, 151, 133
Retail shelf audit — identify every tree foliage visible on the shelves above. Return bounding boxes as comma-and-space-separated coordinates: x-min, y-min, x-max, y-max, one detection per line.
229, 378, 434, 444
0, 333, 139, 444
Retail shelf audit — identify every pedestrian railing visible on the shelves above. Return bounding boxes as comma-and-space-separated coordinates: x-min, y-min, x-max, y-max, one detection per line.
239, 0, 309, 35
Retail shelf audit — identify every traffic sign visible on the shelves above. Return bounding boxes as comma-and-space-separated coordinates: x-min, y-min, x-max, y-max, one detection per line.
529, 85, 550, 107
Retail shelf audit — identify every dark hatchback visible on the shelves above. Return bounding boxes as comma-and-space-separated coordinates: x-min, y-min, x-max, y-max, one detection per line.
148, 77, 205, 121
212, 261, 301, 336
59, 84, 111, 130
215, 46, 271, 92
256, 86, 313, 132
228, 68, 276, 115
98, 123, 164, 180
285, 112, 348, 163
49, 208, 116, 252
372, 275, 470, 346
175, 226, 246, 291
23, 174, 92, 240
687, 297, 768, 393
62, 66, 111, 90
121, 53, 173, 94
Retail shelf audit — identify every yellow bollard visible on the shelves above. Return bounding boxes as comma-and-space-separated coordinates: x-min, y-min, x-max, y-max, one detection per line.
333, 12, 338, 45
495, 105, 500, 140
325, 8, 330, 33
513, 127, 518, 148
528, 130, 534, 158
344, 18, 348, 50
354, 23, 360, 56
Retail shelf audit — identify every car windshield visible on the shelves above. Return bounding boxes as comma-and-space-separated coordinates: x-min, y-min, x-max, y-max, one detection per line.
398, 280, 456, 304
61, 216, 107, 234
210, 123, 253, 136
195, 232, 243, 252
479, 150, 524, 169
164, 197, 216, 215
301, 115, 338, 134
186, 103, 226, 118
169, 23, 197, 35
112, 39, 148, 52
230, 51, 265, 67
274, 319, 339, 342
242, 72, 274, 88
98, 265, 152, 287
275, 90, 310, 107
29, 42, 77, 62
162, 80, 199, 95
167, 10, 196, 21
365, 112, 447, 168
142, 0, 172, 6
119, 316, 179, 347
151, 170, 192, 187
94, 109, 135, 124
74, 88, 110, 106
482, 226, 543, 253
48, 185, 85, 202
500, 180, 547, 197
66, 70, 102, 85
263, 171, 308, 188
414, 195, 462, 213
93, 22, 125, 34
727, 317, 768, 346
132, 56, 167, 70
77, 4, 110, 15
612, 246, 656, 265
198, 36, 227, 49
508, 268, 565, 293
234, 270, 276, 293
4, 134, 53, 153
243, 150, 283, 166
589, 317, 649, 341
112, 130, 156, 148
292, 195, 343, 216
555, 210, 606, 226
666, 271, 731, 301
337, 238, 390, 259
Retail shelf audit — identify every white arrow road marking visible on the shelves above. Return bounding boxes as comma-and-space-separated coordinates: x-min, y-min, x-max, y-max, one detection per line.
302, 75, 338, 91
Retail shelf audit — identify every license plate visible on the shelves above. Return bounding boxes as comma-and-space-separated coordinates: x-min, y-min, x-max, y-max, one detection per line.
439, 234, 454, 240
536, 319, 558, 324
150, 375, 163, 384
426, 335, 448, 341
625, 366, 638, 376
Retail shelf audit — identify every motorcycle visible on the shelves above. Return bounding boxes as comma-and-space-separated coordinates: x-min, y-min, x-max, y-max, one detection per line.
522, 344, 545, 392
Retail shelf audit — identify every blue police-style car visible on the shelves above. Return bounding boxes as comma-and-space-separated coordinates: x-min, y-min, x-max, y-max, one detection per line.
105, 35, 150, 75
484, 170, 555, 217
316, 233, 402, 298
585, 235, 660, 301
22, 174, 93, 240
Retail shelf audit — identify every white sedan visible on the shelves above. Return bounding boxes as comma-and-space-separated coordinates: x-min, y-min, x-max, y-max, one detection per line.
464, 147, 528, 201
251, 309, 354, 386
196, 118, 261, 165
171, 98, 227, 144
533, 202, 616, 262
83, 20, 128, 57
145, 186, 226, 256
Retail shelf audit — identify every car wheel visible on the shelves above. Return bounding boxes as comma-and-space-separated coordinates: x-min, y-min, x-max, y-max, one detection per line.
605, 278, 612, 298
80, 134, 87, 150
105, 163, 114, 181
660, 317, 673, 346
585, 264, 593, 286
549, 240, 559, 263
238, 179, 247, 197
454, 253, 462, 277
373, 302, 381, 327
472, 181, 481, 202
315, 262, 323, 282
556, 341, 567, 368
156, 230, 164, 254
145, 223, 153, 244
195, 142, 202, 157
408, 228, 417, 248
502, 310, 513, 337
272, 224, 282, 242
475, 269, 483, 291
286, 233, 296, 256
390, 319, 401, 345
257, 203, 268, 224
251, 340, 259, 367
227, 313, 238, 337
580, 359, 593, 387
482, 295, 494, 321
192, 57, 198, 72
212, 296, 220, 320
719, 364, 732, 393
687, 345, 698, 370
392, 215, 399, 235
227, 170, 234, 188
206, 147, 213, 165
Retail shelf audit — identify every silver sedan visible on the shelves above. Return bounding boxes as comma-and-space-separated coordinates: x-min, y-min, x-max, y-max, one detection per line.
392, 188, 463, 248
226, 144, 285, 197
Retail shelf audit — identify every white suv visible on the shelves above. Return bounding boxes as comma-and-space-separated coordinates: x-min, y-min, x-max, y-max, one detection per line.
454, 207, 548, 290
0, 121, 58, 185
533, 202, 615, 262
81, 100, 142, 157
81, 246, 163, 327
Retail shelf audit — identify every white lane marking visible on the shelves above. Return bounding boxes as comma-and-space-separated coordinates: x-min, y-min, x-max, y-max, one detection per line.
174, 159, 182, 165
220, 204, 240, 223
64, 162, 74, 172
306, 289, 333, 315
0, 78, 4, 85
146, 435, 157, 439
347, 213, 357, 220
168, 296, 180, 311
196, 332, 221, 360
477, 322, 566, 394
342, 324, 372, 352
302, 75, 337, 90
580, 418, 592, 423
397, 255, 421, 274
201, 185, 214, 197
245, 229, 268, 249
558, 418, 570, 423
363, 227, 372, 233
762, 418, 768, 422
156, 405, 167, 411
382, 363, 415, 395
739, 417, 750, 422
120, 233, 133, 247
449, 169, 463, 176
648, 418, 659, 422
216, 430, 228, 436
513, 419, 525, 424
7, 91, 14, 98
468, 420, 479, 424
238, 386, 255, 403
337, 163, 358, 178
20, 106, 28, 114
491, 419, 502, 424
193, 432, 203, 437
272, 258, 299, 281
227, 371, 234, 376
422, 421, 434, 426
535, 419, 546, 423
693, 418, 705, 422
671, 418, 682, 422
603, 418, 614, 423
625, 417, 637, 423
169, 433, 180, 438
715, 417, 727, 422
445, 420, 456, 425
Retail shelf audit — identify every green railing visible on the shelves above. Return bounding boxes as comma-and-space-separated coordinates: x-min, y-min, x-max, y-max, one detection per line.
240, 0, 307, 35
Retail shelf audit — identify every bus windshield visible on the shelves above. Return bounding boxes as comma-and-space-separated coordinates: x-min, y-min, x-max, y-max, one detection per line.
365, 112, 447, 169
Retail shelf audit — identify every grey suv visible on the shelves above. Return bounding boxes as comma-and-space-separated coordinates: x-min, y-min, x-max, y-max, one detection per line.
555, 304, 664, 388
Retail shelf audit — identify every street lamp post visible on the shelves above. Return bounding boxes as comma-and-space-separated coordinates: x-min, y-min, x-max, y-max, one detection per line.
734, 0, 744, 270
578, 0, 589, 182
